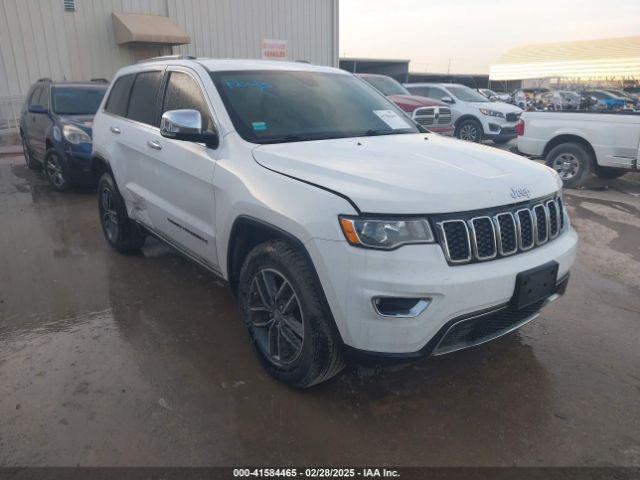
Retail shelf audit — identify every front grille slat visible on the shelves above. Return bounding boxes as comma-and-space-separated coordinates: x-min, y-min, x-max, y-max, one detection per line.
534, 204, 549, 244
469, 217, 497, 260
436, 195, 564, 265
438, 220, 471, 263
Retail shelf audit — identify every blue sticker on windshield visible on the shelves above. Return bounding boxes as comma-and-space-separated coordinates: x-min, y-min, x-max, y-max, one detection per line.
252, 122, 267, 131
224, 79, 272, 91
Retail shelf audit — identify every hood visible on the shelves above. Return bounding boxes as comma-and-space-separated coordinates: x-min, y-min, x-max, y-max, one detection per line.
253, 133, 560, 214
59, 114, 94, 135
467, 101, 522, 114
388, 94, 446, 112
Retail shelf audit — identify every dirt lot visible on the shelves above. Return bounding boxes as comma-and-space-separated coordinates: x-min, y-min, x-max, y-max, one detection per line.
0, 151, 639, 467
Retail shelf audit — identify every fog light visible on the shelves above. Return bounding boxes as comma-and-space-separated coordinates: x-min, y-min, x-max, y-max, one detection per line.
488, 123, 500, 132
372, 297, 431, 318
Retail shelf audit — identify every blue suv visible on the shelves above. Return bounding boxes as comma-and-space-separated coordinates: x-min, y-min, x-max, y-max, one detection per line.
20, 79, 108, 191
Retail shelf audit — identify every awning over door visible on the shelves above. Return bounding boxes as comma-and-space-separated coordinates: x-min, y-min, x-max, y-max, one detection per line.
112, 12, 190, 46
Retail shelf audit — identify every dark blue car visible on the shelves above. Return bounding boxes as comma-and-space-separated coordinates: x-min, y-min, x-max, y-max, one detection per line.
20, 79, 108, 191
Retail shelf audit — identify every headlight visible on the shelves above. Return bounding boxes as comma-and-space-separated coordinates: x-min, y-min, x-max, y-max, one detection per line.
62, 125, 92, 145
339, 216, 435, 250
479, 108, 505, 118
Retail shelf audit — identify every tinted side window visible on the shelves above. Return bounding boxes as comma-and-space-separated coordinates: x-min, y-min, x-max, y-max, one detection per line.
429, 88, 447, 100
105, 74, 135, 116
127, 71, 163, 126
28, 86, 42, 106
38, 85, 50, 108
407, 86, 429, 97
161, 72, 215, 132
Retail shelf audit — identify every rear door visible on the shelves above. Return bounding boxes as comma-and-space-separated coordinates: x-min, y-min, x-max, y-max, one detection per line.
148, 67, 220, 266
24, 86, 42, 157
32, 84, 52, 158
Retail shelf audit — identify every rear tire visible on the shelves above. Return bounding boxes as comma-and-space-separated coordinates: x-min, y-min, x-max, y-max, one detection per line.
456, 119, 483, 142
545, 142, 594, 189
238, 240, 344, 388
98, 172, 145, 253
594, 166, 626, 180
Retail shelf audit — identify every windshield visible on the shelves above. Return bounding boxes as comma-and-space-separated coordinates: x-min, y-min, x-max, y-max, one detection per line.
360, 75, 410, 96
211, 70, 420, 144
446, 85, 489, 102
52, 86, 107, 115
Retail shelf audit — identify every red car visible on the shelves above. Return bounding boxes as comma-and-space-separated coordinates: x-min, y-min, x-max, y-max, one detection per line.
356, 73, 454, 136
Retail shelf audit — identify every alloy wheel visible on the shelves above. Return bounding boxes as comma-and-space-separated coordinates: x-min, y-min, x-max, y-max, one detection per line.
45, 153, 66, 188
552, 153, 580, 180
459, 123, 479, 142
247, 268, 305, 366
100, 187, 119, 242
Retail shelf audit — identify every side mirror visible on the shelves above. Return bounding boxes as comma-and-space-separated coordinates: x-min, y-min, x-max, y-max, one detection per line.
160, 109, 218, 148
441, 96, 455, 104
28, 104, 47, 114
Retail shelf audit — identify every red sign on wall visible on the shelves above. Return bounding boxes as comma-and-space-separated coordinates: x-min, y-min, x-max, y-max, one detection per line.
261, 39, 287, 60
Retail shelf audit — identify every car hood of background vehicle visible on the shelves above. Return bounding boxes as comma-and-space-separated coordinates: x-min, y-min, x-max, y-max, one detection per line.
469, 101, 522, 114
387, 94, 446, 111
252, 133, 559, 214
59, 114, 94, 134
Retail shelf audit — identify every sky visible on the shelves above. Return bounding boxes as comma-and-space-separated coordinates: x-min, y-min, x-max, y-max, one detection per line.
339, 0, 640, 74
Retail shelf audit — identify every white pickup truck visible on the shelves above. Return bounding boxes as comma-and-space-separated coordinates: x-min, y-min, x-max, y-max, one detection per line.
516, 111, 640, 188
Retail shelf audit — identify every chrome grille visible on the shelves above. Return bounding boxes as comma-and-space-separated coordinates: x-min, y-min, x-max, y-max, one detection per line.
413, 107, 435, 126
506, 112, 521, 122
437, 107, 452, 125
435, 196, 565, 265
413, 107, 452, 127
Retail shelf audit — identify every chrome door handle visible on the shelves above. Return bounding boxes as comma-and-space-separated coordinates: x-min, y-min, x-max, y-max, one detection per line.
110, 126, 121, 134
147, 140, 162, 150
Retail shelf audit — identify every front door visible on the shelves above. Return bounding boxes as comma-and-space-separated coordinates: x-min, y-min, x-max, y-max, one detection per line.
148, 68, 220, 268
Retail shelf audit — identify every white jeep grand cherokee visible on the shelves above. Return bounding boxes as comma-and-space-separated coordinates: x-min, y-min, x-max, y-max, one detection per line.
91, 57, 578, 387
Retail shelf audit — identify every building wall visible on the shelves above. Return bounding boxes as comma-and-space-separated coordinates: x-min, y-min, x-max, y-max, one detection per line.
0, 0, 339, 99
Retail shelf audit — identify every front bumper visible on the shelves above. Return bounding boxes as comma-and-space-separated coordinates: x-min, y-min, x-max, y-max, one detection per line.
484, 122, 518, 141
56, 144, 94, 184
308, 226, 578, 355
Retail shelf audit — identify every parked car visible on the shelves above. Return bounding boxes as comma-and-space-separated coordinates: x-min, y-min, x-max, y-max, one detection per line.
405, 82, 523, 144
603, 89, 639, 108
580, 90, 633, 111
92, 58, 577, 387
554, 91, 582, 110
479, 88, 510, 102
516, 111, 640, 187
356, 73, 454, 135
20, 79, 108, 191
512, 88, 551, 110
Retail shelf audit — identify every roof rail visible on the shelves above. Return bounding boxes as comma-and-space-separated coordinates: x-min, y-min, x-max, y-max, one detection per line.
136, 54, 197, 64
37, 77, 52, 83
90, 78, 109, 83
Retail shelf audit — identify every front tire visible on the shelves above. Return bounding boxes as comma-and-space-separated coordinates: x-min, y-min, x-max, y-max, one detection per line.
43, 148, 70, 191
98, 172, 145, 253
594, 166, 626, 180
545, 142, 594, 189
22, 136, 40, 170
456, 119, 483, 142
238, 240, 344, 388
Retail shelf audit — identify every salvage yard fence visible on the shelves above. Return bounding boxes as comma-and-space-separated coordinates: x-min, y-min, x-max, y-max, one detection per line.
0, 96, 24, 133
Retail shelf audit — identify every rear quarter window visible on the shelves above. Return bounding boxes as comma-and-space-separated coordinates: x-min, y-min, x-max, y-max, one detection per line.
127, 71, 163, 126
105, 74, 135, 117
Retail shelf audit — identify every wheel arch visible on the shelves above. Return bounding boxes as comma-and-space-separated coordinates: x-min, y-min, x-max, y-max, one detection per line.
454, 114, 482, 129
226, 215, 344, 343
90, 154, 113, 184
543, 134, 596, 161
